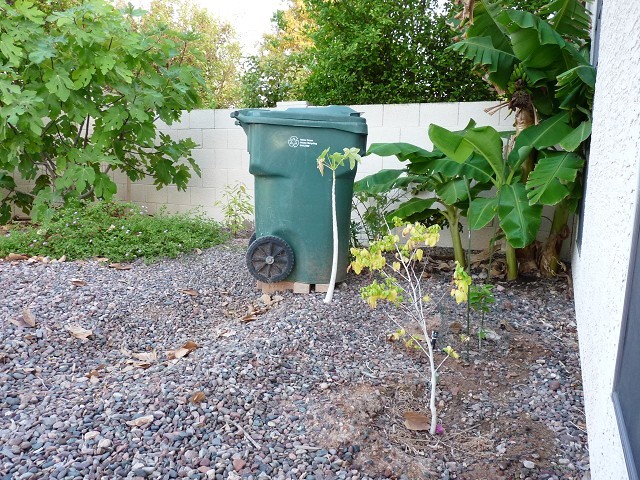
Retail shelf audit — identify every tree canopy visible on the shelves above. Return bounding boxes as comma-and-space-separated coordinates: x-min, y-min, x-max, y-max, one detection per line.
131, 0, 242, 109
0, 0, 202, 222
240, 0, 496, 107
239, 0, 313, 108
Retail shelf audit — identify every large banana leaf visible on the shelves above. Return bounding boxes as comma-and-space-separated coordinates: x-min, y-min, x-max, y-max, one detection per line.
450, 36, 517, 90
498, 183, 542, 248
508, 111, 573, 167
407, 152, 494, 183
559, 120, 591, 152
435, 178, 469, 205
429, 124, 504, 184
525, 152, 584, 205
354, 169, 402, 194
540, 0, 592, 42
367, 142, 440, 162
467, 1, 513, 53
497, 10, 568, 73
468, 197, 498, 230
390, 197, 438, 222
556, 65, 596, 109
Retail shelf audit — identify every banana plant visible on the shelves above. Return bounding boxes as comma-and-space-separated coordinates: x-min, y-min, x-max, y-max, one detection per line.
450, 0, 594, 277
428, 123, 543, 280
358, 134, 493, 268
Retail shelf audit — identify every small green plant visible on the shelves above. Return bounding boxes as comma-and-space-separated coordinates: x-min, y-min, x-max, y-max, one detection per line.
0, 201, 227, 263
351, 218, 460, 435
350, 189, 405, 248
317, 147, 362, 303
215, 183, 254, 236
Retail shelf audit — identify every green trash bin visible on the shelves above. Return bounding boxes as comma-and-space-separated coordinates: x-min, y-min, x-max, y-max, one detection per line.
231, 106, 368, 285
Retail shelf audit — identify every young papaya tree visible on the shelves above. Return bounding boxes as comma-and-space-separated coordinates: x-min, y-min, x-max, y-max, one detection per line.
449, 0, 594, 276
0, 0, 203, 223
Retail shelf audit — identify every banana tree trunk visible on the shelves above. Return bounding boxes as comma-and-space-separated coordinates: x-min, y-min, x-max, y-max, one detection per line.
506, 242, 518, 281
444, 205, 465, 269
540, 201, 571, 277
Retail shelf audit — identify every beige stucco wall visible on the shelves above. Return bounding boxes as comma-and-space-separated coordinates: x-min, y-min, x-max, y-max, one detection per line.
572, 1, 640, 478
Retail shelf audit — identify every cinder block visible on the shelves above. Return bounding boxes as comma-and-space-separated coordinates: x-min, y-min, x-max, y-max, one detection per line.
190, 149, 216, 170
368, 126, 401, 144
202, 129, 229, 149
215, 149, 243, 170
201, 169, 229, 189
357, 154, 383, 176
241, 151, 251, 170
200, 204, 224, 221
129, 184, 146, 203
228, 128, 248, 150
214, 109, 238, 129
145, 185, 168, 204
190, 187, 217, 208
419, 102, 459, 127
190, 109, 216, 129
166, 185, 191, 205
458, 101, 502, 127
381, 156, 405, 170
351, 104, 383, 127
226, 169, 254, 187
399, 127, 432, 149
172, 129, 201, 145
383, 104, 420, 127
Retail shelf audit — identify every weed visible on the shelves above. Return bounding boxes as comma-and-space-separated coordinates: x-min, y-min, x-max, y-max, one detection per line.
215, 183, 254, 236
0, 201, 227, 263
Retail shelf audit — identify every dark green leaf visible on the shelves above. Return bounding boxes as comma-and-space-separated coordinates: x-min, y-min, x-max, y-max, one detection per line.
526, 152, 585, 205
498, 183, 542, 248
468, 197, 498, 230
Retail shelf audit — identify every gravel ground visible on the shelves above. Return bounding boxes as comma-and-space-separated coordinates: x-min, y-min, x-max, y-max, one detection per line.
0, 245, 589, 480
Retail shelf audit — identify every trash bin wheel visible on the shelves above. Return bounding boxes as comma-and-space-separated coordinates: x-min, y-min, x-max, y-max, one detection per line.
248, 231, 256, 246
246, 235, 294, 283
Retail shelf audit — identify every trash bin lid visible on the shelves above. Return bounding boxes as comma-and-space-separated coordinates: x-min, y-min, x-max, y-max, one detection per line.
231, 106, 368, 134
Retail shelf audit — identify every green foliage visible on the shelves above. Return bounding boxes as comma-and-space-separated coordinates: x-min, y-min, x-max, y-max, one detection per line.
215, 182, 254, 236
0, 0, 202, 224
351, 189, 406, 248
469, 284, 496, 313
302, 0, 493, 105
0, 201, 227, 262
135, 0, 242, 108
239, 0, 312, 108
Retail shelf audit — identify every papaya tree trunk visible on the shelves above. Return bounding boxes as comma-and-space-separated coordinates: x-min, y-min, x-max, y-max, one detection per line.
444, 205, 465, 269
324, 169, 338, 303
540, 201, 572, 277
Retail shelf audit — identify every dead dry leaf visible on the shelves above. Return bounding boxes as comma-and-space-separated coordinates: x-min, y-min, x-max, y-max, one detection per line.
21, 308, 36, 327
70, 278, 87, 287
403, 411, 430, 431
6, 253, 28, 261
132, 351, 157, 363
190, 391, 206, 404
216, 329, 236, 338
94, 257, 109, 262
167, 341, 199, 360
179, 289, 199, 297
67, 325, 93, 340
195, 248, 203, 255
58, 255, 67, 263
126, 415, 154, 427
108, 263, 132, 270
449, 321, 462, 334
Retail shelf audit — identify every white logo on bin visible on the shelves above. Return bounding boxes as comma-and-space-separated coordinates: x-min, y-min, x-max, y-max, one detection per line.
287, 136, 300, 148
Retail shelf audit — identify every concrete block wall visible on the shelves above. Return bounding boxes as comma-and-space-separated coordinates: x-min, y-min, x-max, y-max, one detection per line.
115, 101, 530, 251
